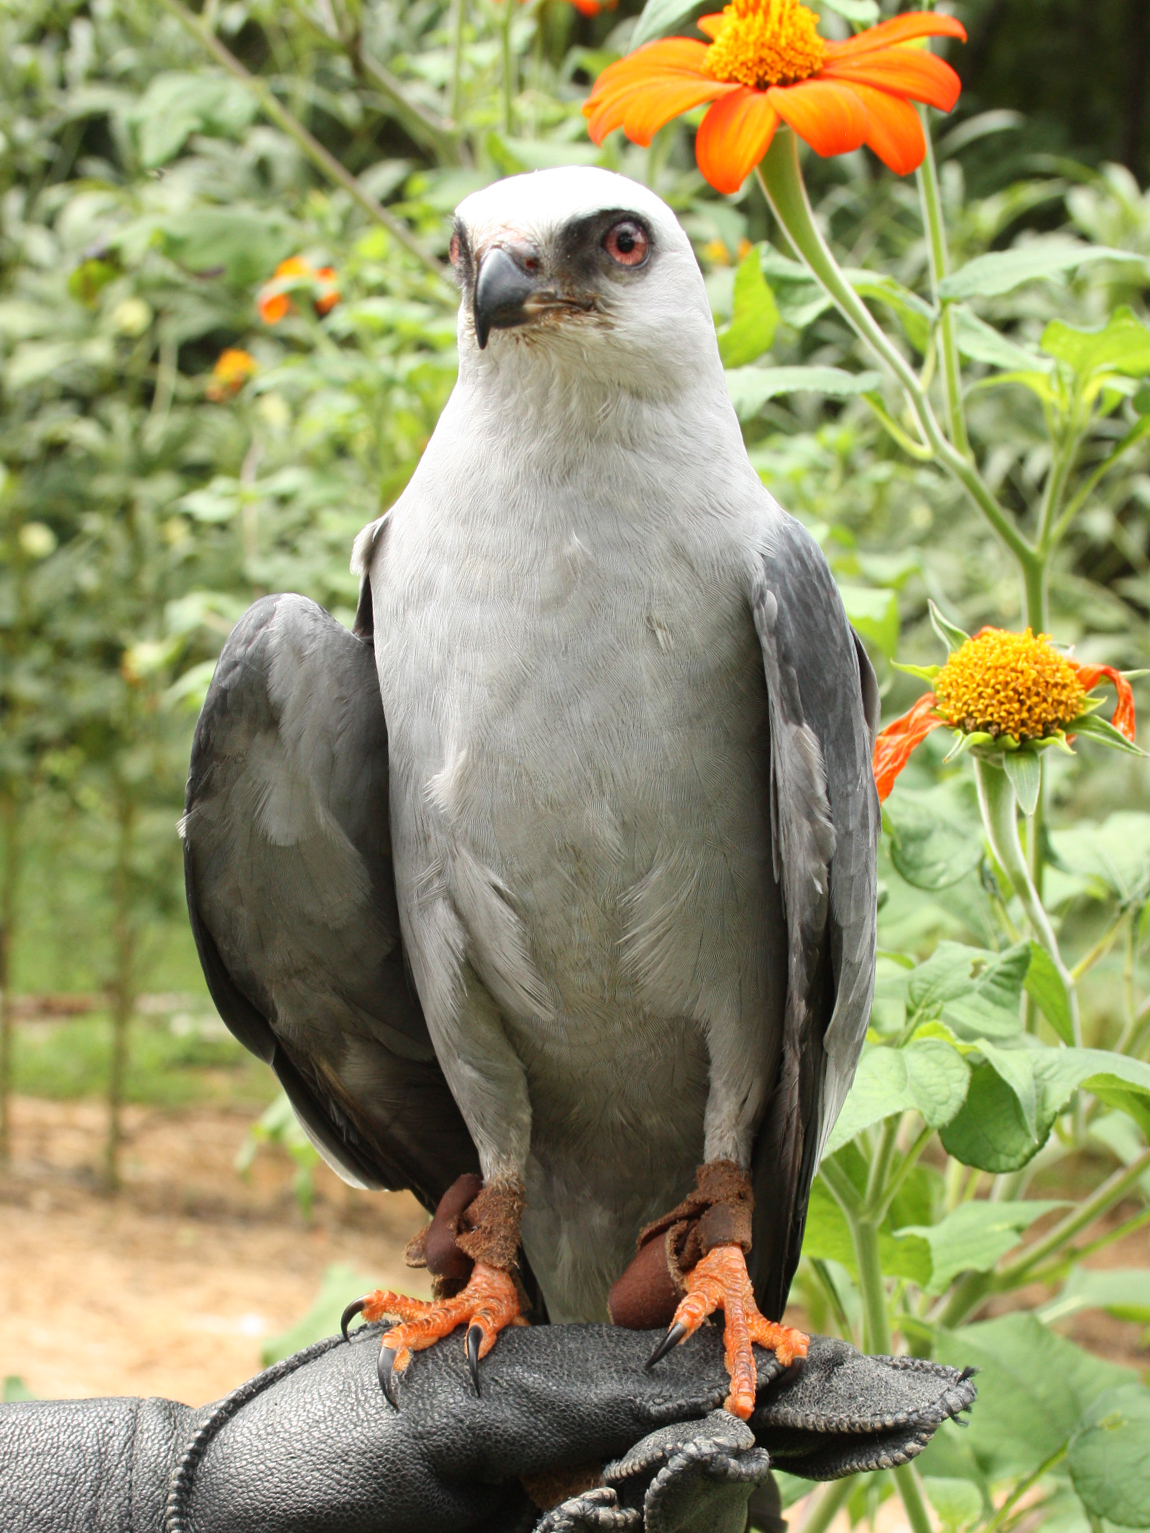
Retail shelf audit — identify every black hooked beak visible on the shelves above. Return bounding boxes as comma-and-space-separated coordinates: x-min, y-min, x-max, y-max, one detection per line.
473, 245, 543, 350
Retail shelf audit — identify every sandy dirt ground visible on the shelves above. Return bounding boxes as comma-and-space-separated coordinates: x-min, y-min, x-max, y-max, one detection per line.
2, 1094, 1147, 1533
0, 1094, 429, 1406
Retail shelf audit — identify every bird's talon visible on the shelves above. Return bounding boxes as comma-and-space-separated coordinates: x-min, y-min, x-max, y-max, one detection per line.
341, 1295, 368, 1341
377, 1345, 398, 1407
672, 1243, 809, 1420
466, 1325, 483, 1395
646, 1320, 687, 1369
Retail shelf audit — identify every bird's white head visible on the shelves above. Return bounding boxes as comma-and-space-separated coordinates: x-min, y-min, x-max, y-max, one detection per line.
452, 167, 723, 404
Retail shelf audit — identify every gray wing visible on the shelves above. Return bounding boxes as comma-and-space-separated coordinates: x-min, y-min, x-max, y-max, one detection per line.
748, 514, 880, 1319
182, 592, 479, 1212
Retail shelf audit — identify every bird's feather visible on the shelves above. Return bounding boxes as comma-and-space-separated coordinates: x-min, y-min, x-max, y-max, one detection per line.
182, 592, 479, 1212
748, 515, 880, 1319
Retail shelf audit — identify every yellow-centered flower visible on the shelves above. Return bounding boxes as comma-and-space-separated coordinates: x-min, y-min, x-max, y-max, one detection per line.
932, 628, 1087, 741
873, 624, 1137, 801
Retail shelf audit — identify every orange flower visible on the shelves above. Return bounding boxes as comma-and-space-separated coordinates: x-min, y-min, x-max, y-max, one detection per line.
205, 347, 257, 401
498, 0, 614, 10
257, 257, 340, 324
873, 627, 1137, 801
583, 1, 966, 195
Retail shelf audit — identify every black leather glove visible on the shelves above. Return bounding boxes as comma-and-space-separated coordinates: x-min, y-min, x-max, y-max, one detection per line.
0, 1324, 975, 1533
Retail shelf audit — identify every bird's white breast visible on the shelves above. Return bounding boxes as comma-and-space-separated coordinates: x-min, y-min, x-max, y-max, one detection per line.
369, 382, 779, 1318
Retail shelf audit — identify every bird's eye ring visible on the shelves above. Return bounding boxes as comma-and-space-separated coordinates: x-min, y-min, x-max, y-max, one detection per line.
603, 220, 649, 268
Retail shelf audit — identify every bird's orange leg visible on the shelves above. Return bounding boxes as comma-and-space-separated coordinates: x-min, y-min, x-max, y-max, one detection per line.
648, 1244, 808, 1420
342, 1262, 526, 1403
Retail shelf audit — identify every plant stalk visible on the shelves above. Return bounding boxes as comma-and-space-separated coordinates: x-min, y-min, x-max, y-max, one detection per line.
105, 791, 136, 1192
158, 0, 446, 279
755, 134, 1031, 572
0, 790, 18, 1166
915, 113, 970, 457
799, 1474, 856, 1533
974, 757, 1080, 1044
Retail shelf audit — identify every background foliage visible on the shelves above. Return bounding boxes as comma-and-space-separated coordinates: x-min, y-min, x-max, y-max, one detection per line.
1, 1, 1149, 1529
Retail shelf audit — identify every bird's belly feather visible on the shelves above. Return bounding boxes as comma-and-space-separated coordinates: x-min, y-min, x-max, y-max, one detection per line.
373, 501, 779, 1320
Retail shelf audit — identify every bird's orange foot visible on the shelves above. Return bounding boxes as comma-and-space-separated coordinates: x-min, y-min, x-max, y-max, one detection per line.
647, 1243, 808, 1420
341, 1261, 524, 1404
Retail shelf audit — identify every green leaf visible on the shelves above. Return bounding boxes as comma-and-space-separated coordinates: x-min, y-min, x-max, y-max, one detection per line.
940, 1060, 1040, 1171
152, 208, 298, 289
725, 366, 882, 419
1041, 306, 1150, 379
952, 305, 1052, 373
922, 1477, 982, 1533
1056, 1268, 1150, 1326
1068, 1385, 1150, 1528
938, 242, 1148, 301
977, 1039, 1039, 1137
802, 1173, 932, 1284
907, 941, 1030, 1040
130, 71, 258, 168
929, 600, 970, 653
883, 788, 984, 892
838, 584, 899, 658
898, 1199, 1066, 1295
823, 1038, 971, 1155
717, 247, 779, 367
1135, 385, 1150, 414
934, 1313, 1136, 1483
1023, 942, 1075, 1045
1001, 749, 1041, 815
2, 1375, 35, 1403
1067, 710, 1145, 755
848, 270, 934, 353
1051, 811, 1150, 902
631, 0, 705, 47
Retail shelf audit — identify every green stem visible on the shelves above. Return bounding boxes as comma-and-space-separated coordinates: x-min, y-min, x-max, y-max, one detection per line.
852, 1218, 934, 1533
158, 0, 446, 280
450, 0, 468, 124
863, 394, 934, 459
983, 1446, 1067, 1533
974, 757, 1080, 1044
501, 0, 516, 135
872, 1124, 934, 1225
915, 112, 970, 457
1050, 415, 1150, 546
997, 1146, 1150, 1284
864, 1118, 900, 1213
755, 135, 1031, 571
799, 1475, 856, 1533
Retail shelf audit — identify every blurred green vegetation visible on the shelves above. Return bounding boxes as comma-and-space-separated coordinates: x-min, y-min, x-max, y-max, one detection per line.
0, 1, 1149, 1527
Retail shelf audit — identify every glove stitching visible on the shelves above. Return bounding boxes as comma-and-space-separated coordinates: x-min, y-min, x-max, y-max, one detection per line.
165, 1334, 344, 1533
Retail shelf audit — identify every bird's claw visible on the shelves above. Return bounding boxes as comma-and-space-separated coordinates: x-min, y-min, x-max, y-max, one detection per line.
341, 1295, 369, 1342
645, 1243, 808, 1420
347, 1263, 523, 1406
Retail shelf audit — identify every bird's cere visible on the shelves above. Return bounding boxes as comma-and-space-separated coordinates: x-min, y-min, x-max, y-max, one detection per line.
933, 628, 1087, 742
873, 624, 1139, 801
702, 0, 825, 89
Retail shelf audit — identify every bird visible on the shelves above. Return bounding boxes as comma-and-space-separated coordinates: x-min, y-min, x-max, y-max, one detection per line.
182, 165, 879, 1420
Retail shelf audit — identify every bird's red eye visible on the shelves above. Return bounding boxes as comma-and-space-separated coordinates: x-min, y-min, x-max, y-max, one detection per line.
449, 232, 461, 266
604, 220, 649, 268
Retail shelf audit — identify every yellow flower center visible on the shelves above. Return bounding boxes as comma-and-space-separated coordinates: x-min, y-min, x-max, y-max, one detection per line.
933, 628, 1087, 742
703, 0, 826, 90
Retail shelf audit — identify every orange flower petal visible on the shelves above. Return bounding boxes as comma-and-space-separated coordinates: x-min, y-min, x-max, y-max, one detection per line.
821, 48, 962, 113
873, 692, 944, 801
623, 76, 733, 145
258, 292, 291, 324
584, 40, 723, 144
823, 12, 967, 60
767, 78, 868, 159
273, 256, 312, 279
696, 12, 725, 39
846, 82, 927, 175
1068, 662, 1137, 741
696, 89, 779, 194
